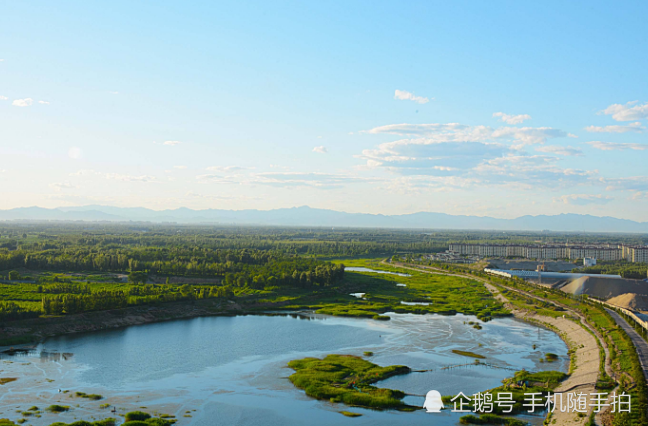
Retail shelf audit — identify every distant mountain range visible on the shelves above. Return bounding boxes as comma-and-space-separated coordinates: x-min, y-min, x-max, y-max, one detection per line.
0, 205, 647, 233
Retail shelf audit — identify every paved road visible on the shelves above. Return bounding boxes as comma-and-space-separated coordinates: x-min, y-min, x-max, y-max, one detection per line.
605, 308, 648, 381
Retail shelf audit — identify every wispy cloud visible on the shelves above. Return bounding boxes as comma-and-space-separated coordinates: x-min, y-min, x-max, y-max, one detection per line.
205, 166, 249, 172
587, 141, 648, 151
493, 112, 531, 125
105, 173, 158, 183
195, 174, 238, 184
68, 147, 82, 159
163, 140, 182, 146
554, 194, 613, 205
585, 122, 644, 133
38, 100, 50, 105
601, 101, 648, 122
535, 145, 584, 156
601, 176, 648, 192
12, 98, 33, 107
364, 122, 566, 147
69, 169, 100, 177
185, 191, 260, 201
394, 90, 430, 104
0, 96, 7, 100
312, 146, 328, 154
49, 182, 78, 191
251, 172, 375, 189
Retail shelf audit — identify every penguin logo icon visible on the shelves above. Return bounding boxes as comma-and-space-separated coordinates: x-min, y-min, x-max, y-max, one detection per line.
423, 390, 444, 413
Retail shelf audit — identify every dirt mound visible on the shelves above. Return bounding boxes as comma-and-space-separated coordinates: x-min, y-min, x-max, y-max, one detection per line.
560, 276, 648, 299
607, 293, 648, 312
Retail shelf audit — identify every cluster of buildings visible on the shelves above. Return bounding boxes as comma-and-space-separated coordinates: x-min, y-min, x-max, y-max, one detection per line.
448, 243, 648, 263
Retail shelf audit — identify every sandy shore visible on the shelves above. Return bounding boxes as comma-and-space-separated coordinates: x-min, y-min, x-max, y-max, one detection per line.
484, 282, 600, 426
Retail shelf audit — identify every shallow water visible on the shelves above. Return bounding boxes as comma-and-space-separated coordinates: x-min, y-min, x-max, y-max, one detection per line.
0, 313, 568, 426
345, 267, 411, 277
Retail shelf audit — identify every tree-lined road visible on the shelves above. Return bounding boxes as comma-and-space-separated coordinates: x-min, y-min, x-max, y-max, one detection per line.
606, 308, 648, 381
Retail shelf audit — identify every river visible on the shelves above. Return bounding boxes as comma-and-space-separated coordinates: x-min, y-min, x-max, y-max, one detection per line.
0, 312, 568, 425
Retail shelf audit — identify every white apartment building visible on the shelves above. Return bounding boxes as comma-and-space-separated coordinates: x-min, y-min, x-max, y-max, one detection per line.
448, 243, 647, 263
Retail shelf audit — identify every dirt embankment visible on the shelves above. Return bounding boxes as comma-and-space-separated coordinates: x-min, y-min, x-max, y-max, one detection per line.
560, 276, 648, 299
606, 293, 648, 312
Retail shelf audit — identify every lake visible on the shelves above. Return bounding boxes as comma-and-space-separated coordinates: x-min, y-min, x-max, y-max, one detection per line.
0, 313, 568, 425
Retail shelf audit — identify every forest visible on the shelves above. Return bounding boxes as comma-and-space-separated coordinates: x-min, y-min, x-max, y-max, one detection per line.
1, 222, 647, 322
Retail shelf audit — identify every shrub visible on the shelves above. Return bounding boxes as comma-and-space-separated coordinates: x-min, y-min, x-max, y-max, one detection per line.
46, 405, 70, 413
124, 412, 151, 422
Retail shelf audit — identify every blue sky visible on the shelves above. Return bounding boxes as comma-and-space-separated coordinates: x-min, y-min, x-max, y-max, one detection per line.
1, 1, 648, 220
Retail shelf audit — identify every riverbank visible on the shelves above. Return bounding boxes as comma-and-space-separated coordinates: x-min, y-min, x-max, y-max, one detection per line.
389, 261, 600, 426
0, 298, 236, 349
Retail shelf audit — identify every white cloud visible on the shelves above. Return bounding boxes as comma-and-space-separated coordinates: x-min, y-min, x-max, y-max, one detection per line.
0, 96, 7, 100
251, 172, 375, 189
601, 101, 648, 122
358, 138, 507, 174
68, 147, 82, 160
69, 169, 99, 176
205, 166, 249, 172
554, 194, 613, 205
587, 141, 648, 151
38, 100, 50, 105
12, 98, 33, 107
585, 122, 644, 133
49, 182, 78, 191
358, 121, 593, 190
185, 191, 260, 201
600, 176, 648, 192
312, 146, 328, 154
364, 122, 566, 147
631, 192, 648, 201
394, 90, 430, 104
163, 140, 182, 146
195, 174, 237, 184
105, 173, 158, 183
109, 91, 119, 95
535, 145, 584, 156
493, 112, 532, 125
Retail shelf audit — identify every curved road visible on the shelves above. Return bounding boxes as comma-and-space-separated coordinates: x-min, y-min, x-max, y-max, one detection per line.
605, 308, 648, 381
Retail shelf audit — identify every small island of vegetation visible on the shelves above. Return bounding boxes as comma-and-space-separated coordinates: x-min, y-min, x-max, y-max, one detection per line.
287, 354, 411, 409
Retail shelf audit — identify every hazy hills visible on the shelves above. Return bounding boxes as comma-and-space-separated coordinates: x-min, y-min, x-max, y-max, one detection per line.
0, 205, 647, 233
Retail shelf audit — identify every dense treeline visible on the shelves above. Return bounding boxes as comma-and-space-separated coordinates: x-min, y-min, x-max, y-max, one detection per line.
39, 285, 236, 315
2, 224, 645, 258
0, 226, 352, 321
0, 223, 448, 256
0, 301, 41, 321
0, 247, 341, 283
